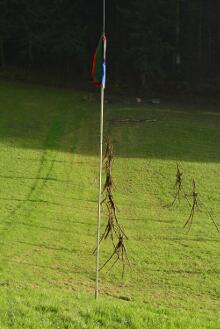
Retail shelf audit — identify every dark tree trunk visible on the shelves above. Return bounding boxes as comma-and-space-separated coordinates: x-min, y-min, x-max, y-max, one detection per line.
0, 38, 5, 68
175, 0, 181, 66
28, 32, 34, 66
198, 1, 203, 64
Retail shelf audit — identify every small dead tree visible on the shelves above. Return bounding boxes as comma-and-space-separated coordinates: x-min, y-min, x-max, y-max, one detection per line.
183, 179, 199, 232
96, 139, 130, 278
166, 163, 191, 207
197, 199, 219, 233
183, 179, 219, 233
166, 163, 183, 207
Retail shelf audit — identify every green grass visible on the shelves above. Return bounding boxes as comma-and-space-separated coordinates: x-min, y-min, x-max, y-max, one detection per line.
1, 288, 220, 329
0, 80, 220, 328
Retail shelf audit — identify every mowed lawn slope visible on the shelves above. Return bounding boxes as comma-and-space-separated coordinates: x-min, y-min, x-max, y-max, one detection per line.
0, 81, 219, 328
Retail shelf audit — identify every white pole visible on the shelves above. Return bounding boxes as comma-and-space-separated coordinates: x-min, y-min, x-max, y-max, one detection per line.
95, 0, 106, 300
95, 87, 105, 300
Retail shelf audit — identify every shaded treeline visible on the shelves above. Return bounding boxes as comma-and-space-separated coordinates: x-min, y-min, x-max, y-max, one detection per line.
0, 0, 220, 92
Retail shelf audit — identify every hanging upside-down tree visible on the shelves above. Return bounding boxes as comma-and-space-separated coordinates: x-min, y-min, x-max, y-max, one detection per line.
167, 166, 219, 233
97, 139, 130, 279
166, 163, 191, 208
183, 179, 219, 233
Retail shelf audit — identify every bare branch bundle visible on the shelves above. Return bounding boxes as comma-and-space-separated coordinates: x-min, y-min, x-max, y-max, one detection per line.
183, 179, 198, 232
183, 179, 219, 233
166, 165, 218, 233
97, 138, 130, 277
103, 138, 113, 164
166, 163, 183, 207
103, 139, 114, 192
197, 199, 219, 233
166, 163, 191, 208
99, 202, 117, 245
99, 232, 131, 279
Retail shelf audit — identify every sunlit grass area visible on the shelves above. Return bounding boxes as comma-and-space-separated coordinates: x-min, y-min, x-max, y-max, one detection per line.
0, 81, 219, 328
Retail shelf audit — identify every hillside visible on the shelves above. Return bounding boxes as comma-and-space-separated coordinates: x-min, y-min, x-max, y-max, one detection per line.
0, 81, 220, 328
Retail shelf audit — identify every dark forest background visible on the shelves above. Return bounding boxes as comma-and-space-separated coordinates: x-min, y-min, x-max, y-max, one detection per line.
0, 0, 220, 94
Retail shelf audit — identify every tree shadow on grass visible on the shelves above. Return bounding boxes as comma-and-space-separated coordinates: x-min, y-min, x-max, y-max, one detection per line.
0, 256, 81, 275
0, 82, 219, 163
0, 175, 60, 181
0, 240, 74, 254
138, 235, 220, 243
145, 268, 220, 275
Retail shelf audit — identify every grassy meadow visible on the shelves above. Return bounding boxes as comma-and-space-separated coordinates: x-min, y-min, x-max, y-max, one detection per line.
0, 80, 219, 328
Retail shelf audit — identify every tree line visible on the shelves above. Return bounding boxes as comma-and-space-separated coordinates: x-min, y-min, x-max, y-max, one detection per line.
0, 0, 220, 92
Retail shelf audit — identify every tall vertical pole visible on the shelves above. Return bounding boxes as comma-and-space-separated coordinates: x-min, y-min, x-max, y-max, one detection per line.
176, 0, 181, 66
95, 0, 106, 300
